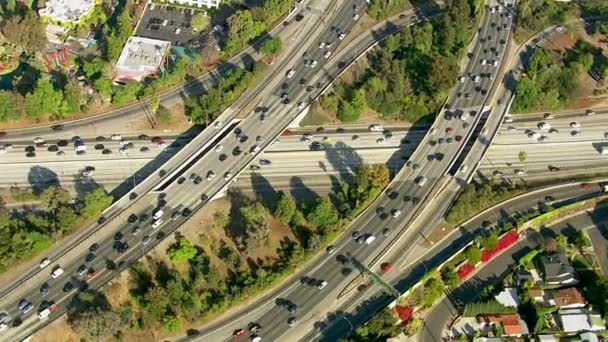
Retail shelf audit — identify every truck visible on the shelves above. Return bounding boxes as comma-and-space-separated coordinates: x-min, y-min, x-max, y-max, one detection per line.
600, 145, 608, 155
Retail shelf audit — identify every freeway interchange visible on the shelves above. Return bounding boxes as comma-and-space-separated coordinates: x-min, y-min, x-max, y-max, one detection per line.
0, 0, 604, 341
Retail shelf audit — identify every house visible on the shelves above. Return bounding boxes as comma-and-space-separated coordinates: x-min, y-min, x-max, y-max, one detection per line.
538, 249, 577, 285
113, 37, 171, 83
39, 0, 96, 23
494, 288, 519, 307
528, 288, 545, 303
548, 287, 586, 308
479, 314, 529, 337
558, 308, 605, 333
516, 268, 542, 286
579, 332, 599, 342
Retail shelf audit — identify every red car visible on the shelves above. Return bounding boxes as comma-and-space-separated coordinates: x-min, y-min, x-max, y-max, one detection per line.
445, 127, 454, 134
581, 183, 594, 189
281, 129, 292, 136
455, 135, 463, 144
49, 304, 59, 312
381, 263, 393, 272
233, 329, 246, 338
85, 270, 97, 280
151, 136, 163, 144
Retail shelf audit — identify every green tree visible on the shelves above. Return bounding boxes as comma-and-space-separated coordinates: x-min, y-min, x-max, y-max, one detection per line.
39, 186, 72, 210
190, 13, 209, 32
112, 82, 142, 105
465, 245, 482, 265
319, 93, 340, 113
93, 77, 113, 97
82, 58, 108, 80
259, 36, 282, 56
161, 314, 181, 332
441, 267, 460, 288
82, 188, 113, 218
306, 196, 340, 228
273, 191, 297, 225
167, 238, 198, 262
69, 307, 122, 341
337, 101, 359, 122
570, 230, 590, 248
422, 277, 444, 308
142, 286, 170, 321
149, 94, 160, 114
0, 11, 47, 53
64, 79, 82, 114
350, 88, 367, 113
157, 105, 172, 124
0, 91, 23, 121
518, 150, 528, 162
223, 10, 264, 56
25, 79, 68, 118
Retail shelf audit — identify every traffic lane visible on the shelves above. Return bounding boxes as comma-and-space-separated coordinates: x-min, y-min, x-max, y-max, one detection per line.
495, 121, 608, 145
424, 211, 608, 340
508, 107, 608, 123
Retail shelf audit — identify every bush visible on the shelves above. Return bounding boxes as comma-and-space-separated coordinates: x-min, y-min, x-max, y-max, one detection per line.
465, 245, 482, 265
259, 36, 282, 55
446, 182, 522, 225
463, 300, 517, 317
441, 267, 460, 288
167, 238, 198, 262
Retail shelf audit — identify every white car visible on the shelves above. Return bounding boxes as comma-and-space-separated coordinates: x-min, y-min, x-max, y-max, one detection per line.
515, 169, 525, 176
297, 102, 306, 109
250, 145, 260, 154
538, 122, 551, 130
318, 41, 326, 49
527, 132, 540, 140
215, 144, 223, 152
153, 210, 164, 220
376, 138, 387, 145
207, 171, 215, 181
310, 60, 318, 68
473, 75, 480, 83
353, 13, 360, 20
570, 121, 580, 128
111, 134, 122, 141
286, 69, 296, 78
317, 280, 328, 289
0, 323, 7, 331
391, 209, 402, 218
224, 172, 232, 180
33, 137, 44, 144
492, 60, 499, 67
151, 219, 163, 229
338, 32, 346, 40
0, 147, 6, 154
324, 51, 332, 59
119, 140, 129, 146
460, 164, 468, 174
480, 59, 487, 65
39, 258, 51, 269
458, 76, 466, 83
214, 121, 221, 129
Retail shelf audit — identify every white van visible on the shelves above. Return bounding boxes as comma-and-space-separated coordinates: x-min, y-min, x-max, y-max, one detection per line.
38, 308, 51, 320
365, 235, 376, 245
416, 177, 428, 187
153, 210, 164, 220
51, 267, 64, 279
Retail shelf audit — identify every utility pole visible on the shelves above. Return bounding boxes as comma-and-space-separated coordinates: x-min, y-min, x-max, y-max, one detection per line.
348, 253, 400, 298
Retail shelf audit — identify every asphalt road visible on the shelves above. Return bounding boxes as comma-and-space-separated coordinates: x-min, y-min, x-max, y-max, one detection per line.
303, 180, 604, 341
423, 208, 608, 341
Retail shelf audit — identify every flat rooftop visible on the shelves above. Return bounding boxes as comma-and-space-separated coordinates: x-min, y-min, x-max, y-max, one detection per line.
39, 0, 95, 23
115, 36, 171, 77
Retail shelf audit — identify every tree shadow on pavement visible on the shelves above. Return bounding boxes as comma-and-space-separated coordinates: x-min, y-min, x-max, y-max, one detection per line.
27, 166, 60, 196
248, 172, 278, 209
289, 176, 319, 208
323, 141, 363, 183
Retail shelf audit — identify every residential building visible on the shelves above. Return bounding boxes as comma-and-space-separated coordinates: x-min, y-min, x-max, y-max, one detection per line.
579, 332, 599, 342
494, 288, 519, 308
558, 308, 605, 333
39, 0, 96, 23
528, 288, 545, 303
538, 249, 577, 285
159, 0, 221, 8
113, 37, 171, 83
479, 314, 529, 337
548, 287, 586, 309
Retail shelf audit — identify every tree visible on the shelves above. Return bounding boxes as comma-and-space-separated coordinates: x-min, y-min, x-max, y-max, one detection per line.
161, 314, 181, 332
422, 277, 444, 308
403, 317, 422, 336
259, 36, 282, 56
167, 238, 198, 262
25, 79, 68, 118
370, 164, 390, 188
149, 94, 160, 114
64, 79, 82, 114
319, 93, 340, 113
0, 11, 47, 53
337, 101, 359, 122
143, 286, 170, 321
441, 267, 460, 288
82, 188, 113, 218
350, 88, 367, 113
39, 186, 71, 210
94, 77, 113, 97
69, 307, 122, 341
223, 10, 264, 55
157, 105, 172, 124
191, 13, 209, 32
306, 196, 340, 228
0, 91, 23, 121
112, 82, 142, 105
273, 191, 297, 225
570, 230, 590, 249
518, 150, 528, 162
82, 58, 108, 80
465, 245, 482, 265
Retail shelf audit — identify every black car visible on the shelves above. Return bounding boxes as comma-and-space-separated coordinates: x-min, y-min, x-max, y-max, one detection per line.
25, 145, 35, 152
102, 149, 112, 155
158, 199, 167, 208
85, 253, 95, 262
77, 265, 87, 276
40, 283, 49, 296
52, 124, 64, 131
89, 243, 99, 252
114, 232, 123, 241
232, 147, 242, 156
201, 194, 209, 202
94, 144, 105, 150
95, 136, 105, 141
106, 260, 116, 270
182, 208, 192, 217
239, 135, 249, 143
295, 13, 304, 21
193, 176, 203, 184
26, 152, 36, 158
47, 145, 59, 152
177, 177, 186, 184
116, 241, 129, 253
128, 214, 138, 224
287, 303, 298, 313
219, 153, 227, 162
138, 134, 150, 140
234, 127, 242, 136
57, 140, 69, 147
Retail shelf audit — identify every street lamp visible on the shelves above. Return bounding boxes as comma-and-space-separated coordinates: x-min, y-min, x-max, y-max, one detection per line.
343, 316, 354, 332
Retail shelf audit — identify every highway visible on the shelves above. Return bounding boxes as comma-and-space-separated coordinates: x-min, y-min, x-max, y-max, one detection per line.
0, 0, 358, 339
181, 1, 516, 341
423, 207, 608, 340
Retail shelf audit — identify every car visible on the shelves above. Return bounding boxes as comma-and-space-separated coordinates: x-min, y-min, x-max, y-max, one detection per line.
214, 144, 223, 153
310, 60, 318, 68
352, 231, 361, 240
171, 211, 181, 221
571, 130, 581, 136
77, 265, 88, 277
40, 258, 51, 269
338, 32, 346, 40
206, 171, 215, 180
224, 172, 232, 180
586, 109, 595, 116
102, 149, 112, 155
182, 208, 192, 217
33, 137, 44, 144
403, 195, 411, 203
391, 209, 401, 218
445, 127, 454, 134
142, 235, 151, 246
233, 329, 246, 338
132, 227, 142, 235
111, 134, 122, 141
239, 135, 249, 143
47, 144, 59, 152
26, 151, 36, 158
381, 263, 393, 272
85, 269, 97, 280
259, 159, 271, 166
353, 13, 360, 20
287, 303, 298, 313
297, 102, 306, 109
232, 147, 242, 156
326, 245, 335, 254
151, 219, 164, 229
116, 241, 129, 253
570, 121, 581, 128
286, 69, 296, 78
250, 165, 260, 171
193, 176, 203, 184
324, 51, 332, 59
376, 138, 387, 145
455, 135, 463, 143
317, 280, 328, 290
382, 228, 392, 237
85, 253, 96, 262
40, 283, 49, 296
287, 317, 297, 327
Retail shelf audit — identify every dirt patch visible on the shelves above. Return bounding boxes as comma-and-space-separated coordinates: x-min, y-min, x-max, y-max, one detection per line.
426, 221, 454, 245
31, 316, 80, 342
131, 103, 192, 133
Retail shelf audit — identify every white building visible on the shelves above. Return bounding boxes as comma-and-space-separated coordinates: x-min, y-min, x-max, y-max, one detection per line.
39, 0, 96, 23
494, 288, 520, 308
558, 309, 605, 333
160, 0, 221, 8
114, 37, 171, 83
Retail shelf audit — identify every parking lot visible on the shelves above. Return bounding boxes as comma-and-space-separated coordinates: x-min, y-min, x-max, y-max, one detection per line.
135, 2, 210, 46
